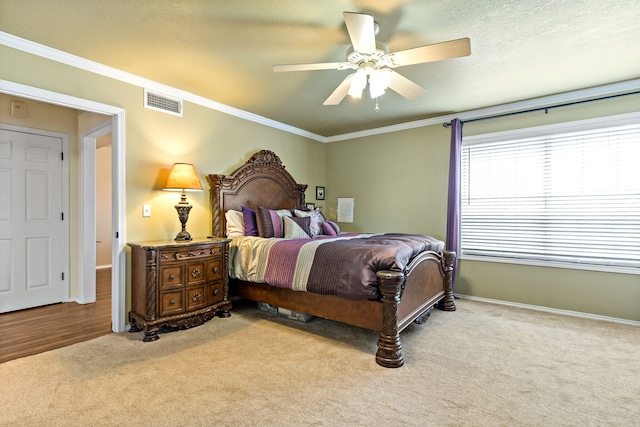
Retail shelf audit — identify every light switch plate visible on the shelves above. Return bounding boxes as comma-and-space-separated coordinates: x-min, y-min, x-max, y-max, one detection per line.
143, 205, 151, 217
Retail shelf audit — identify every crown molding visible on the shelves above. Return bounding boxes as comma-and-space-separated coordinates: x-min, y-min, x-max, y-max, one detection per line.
0, 31, 326, 142
327, 78, 640, 142
2, 31, 639, 144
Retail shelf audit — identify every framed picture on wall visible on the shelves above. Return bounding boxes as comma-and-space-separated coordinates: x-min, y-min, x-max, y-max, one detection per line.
316, 186, 325, 200
306, 202, 316, 209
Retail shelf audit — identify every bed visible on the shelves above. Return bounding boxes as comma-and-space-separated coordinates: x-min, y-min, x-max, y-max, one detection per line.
207, 150, 455, 368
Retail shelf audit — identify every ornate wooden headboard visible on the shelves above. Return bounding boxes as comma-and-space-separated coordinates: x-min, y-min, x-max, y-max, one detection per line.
207, 150, 308, 237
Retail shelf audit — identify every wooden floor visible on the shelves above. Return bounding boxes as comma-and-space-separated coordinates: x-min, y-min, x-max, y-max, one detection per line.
0, 268, 112, 364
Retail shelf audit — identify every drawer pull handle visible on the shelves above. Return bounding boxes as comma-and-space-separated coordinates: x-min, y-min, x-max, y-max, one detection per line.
169, 298, 176, 305
169, 274, 176, 280
192, 292, 202, 302
212, 267, 218, 273
213, 289, 219, 296
191, 267, 201, 278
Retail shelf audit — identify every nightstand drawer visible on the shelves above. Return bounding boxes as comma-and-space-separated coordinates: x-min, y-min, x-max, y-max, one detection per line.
187, 285, 207, 311
208, 282, 224, 304
186, 261, 206, 285
159, 245, 216, 261
160, 266, 183, 289
159, 290, 184, 316
207, 258, 223, 281
207, 244, 223, 256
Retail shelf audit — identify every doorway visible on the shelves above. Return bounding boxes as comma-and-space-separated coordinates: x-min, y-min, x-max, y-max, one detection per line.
0, 79, 127, 333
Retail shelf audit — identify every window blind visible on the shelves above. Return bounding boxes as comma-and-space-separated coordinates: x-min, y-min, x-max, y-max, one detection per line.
461, 119, 640, 271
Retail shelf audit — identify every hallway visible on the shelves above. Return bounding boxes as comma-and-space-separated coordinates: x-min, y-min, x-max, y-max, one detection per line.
0, 269, 112, 364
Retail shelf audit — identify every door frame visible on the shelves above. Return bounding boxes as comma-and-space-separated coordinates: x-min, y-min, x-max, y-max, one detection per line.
79, 120, 112, 304
0, 79, 127, 333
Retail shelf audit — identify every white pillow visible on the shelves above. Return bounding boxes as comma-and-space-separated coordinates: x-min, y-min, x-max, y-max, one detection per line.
225, 209, 244, 238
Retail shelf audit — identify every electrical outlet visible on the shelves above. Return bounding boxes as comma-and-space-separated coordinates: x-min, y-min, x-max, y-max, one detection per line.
143, 205, 151, 217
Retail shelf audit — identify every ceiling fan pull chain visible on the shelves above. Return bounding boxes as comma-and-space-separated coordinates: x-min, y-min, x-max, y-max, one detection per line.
375, 97, 380, 112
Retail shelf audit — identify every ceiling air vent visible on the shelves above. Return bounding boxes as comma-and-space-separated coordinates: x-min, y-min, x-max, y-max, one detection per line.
144, 89, 183, 116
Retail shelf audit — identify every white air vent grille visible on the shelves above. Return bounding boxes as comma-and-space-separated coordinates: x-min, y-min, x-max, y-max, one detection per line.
144, 89, 183, 116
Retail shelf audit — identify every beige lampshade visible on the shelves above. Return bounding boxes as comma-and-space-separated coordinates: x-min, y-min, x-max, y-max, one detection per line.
163, 163, 203, 191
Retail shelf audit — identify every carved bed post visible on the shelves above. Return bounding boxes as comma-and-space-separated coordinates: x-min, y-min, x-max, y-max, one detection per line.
437, 250, 457, 311
297, 184, 307, 207
207, 174, 225, 238
375, 270, 405, 368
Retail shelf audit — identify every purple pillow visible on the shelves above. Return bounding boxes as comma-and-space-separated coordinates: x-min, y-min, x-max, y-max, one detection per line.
241, 206, 258, 236
321, 220, 340, 236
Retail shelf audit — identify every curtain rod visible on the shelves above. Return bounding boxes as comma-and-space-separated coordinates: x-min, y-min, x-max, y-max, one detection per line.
443, 90, 640, 127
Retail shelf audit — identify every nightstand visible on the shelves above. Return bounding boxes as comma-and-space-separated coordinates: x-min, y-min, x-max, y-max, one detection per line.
128, 237, 231, 341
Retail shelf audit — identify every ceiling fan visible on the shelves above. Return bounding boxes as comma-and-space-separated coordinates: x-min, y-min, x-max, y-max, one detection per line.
273, 11, 471, 107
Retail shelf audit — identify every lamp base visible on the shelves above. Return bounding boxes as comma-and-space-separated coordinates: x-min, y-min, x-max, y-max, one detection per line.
174, 203, 193, 241
174, 230, 193, 241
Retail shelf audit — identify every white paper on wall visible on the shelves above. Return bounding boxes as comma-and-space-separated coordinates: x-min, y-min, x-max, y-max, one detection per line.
337, 197, 354, 223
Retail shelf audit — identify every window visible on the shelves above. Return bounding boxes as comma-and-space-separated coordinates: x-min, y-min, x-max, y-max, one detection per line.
461, 113, 640, 273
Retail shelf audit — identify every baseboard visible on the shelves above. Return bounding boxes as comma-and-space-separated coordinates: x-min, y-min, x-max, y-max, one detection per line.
454, 294, 640, 327
96, 264, 112, 270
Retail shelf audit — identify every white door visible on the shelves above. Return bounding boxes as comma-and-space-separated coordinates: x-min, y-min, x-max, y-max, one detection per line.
0, 128, 65, 313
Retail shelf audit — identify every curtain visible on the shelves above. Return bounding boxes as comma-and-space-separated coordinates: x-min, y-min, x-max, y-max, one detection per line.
446, 118, 462, 286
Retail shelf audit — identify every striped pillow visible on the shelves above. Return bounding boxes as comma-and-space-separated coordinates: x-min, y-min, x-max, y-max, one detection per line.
321, 220, 340, 236
256, 206, 292, 238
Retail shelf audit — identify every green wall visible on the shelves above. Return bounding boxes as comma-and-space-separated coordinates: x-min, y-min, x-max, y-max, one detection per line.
325, 125, 451, 239
0, 44, 327, 244
326, 94, 640, 322
2, 42, 638, 322
0, 45, 326, 315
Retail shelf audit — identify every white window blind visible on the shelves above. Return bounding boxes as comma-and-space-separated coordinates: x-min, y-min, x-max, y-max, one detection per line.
461, 117, 640, 271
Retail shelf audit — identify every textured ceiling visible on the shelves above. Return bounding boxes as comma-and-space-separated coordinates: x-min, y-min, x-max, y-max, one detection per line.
1, 0, 639, 136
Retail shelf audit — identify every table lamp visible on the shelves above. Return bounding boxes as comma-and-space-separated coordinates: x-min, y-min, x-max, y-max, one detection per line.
163, 163, 203, 241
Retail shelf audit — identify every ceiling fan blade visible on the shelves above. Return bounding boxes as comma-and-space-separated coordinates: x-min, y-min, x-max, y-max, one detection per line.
390, 38, 471, 67
386, 69, 425, 100
323, 75, 353, 105
343, 12, 376, 54
273, 62, 345, 72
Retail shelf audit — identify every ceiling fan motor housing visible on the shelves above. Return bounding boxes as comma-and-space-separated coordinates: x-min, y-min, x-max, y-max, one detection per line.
346, 41, 390, 73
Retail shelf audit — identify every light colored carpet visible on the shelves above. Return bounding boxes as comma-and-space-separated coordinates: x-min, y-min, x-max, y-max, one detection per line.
0, 299, 638, 426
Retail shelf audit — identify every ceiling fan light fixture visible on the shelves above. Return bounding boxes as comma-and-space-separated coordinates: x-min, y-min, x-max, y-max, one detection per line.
347, 70, 367, 98
369, 69, 391, 98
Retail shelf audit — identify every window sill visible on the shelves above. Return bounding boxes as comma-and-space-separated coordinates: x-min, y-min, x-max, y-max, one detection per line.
460, 255, 640, 276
